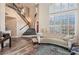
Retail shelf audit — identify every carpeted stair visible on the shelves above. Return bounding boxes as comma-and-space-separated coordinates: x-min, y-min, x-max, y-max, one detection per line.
23, 28, 36, 35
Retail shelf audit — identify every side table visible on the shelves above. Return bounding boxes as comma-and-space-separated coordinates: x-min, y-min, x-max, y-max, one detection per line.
0, 33, 11, 51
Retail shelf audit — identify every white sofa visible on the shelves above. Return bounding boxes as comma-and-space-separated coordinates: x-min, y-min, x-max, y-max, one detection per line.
37, 32, 75, 48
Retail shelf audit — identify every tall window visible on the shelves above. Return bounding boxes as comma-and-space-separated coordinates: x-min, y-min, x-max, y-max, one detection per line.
49, 3, 78, 36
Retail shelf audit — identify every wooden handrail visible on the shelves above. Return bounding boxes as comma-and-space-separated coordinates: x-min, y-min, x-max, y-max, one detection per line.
6, 3, 30, 29
12, 3, 30, 26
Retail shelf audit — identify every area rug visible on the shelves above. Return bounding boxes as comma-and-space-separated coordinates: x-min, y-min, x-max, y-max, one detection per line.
33, 44, 70, 55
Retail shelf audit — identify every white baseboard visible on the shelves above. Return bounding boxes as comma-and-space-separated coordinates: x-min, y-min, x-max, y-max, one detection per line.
11, 36, 21, 38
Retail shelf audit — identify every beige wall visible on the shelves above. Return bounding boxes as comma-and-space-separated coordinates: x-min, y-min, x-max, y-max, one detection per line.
5, 6, 17, 37
5, 18, 17, 36
0, 3, 5, 32
38, 3, 49, 32
29, 6, 36, 28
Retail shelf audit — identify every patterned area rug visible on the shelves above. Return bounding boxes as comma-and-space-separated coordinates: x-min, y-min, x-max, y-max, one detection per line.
33, 44, 70, 55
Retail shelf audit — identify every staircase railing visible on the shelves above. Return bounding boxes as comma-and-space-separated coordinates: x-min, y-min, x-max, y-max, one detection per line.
20, 24, 27, 30
6, 3, 30, 30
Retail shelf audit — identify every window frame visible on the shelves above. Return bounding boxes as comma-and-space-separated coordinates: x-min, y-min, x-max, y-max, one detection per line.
49, 3, 78, 36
